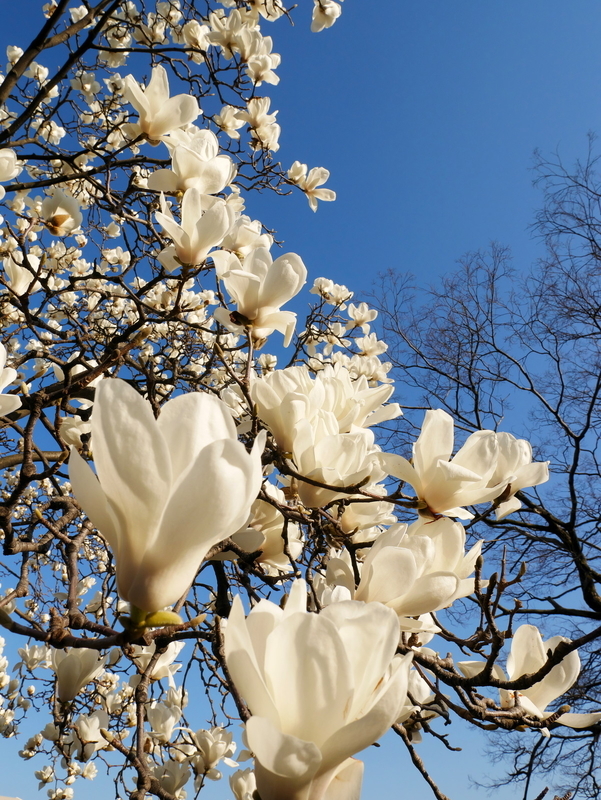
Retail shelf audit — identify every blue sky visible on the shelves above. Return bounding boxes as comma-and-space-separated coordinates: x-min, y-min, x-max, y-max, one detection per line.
2, 1, 601, 798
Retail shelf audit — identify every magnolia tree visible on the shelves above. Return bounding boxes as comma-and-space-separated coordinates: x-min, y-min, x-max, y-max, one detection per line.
0, 3, 597, 800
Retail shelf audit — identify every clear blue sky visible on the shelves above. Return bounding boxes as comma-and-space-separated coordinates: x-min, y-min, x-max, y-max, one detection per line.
2, 1, 600, 798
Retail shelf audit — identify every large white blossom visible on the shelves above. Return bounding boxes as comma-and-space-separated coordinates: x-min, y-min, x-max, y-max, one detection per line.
224, 579, 412, 800
123, 65, 200, 144
459, 625, 601, 730
69, 378, 265, 615
212, 247, 307, 346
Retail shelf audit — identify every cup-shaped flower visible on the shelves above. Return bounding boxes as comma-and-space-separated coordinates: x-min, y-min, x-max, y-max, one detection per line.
155, 189, 233, 271
230, 768, 257, 800
250, 366, 324, 453
487, 433, 550, 519
380, 409, 503, 519
224, 580, 412, 800
459, 625, 601, 730
148, 130, 235, 195
3, 251, 41, 296
323, 518, 481, 630
123, 65, 200, 144
0, 343, 21, 416
213, 247, 307, 346
292, 416, 382, 508
222, 484, 304, 574
69, 378, 265, 614
0, 148, 21, 200
41, 189, 83, 236
51, 647, 107, 703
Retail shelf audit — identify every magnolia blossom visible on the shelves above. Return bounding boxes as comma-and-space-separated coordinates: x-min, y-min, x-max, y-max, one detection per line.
288, 162, 336, 212
459, 625, 601, 730
152, 760, 191, 798
123, 65, 200, 144
487, 432, 550, 519
230, 768, 257, 800
69, 378, 265, 614
64, 710, 110, 761
250, 364, 401, 453
311, 0, 343, 33
380, 409, 504, 519
321, 519, 482, 631
147, 701, 181, 742
0, 148, 21, 199
224, 484, 304, 573
51, 648, 107, 703
188, 726, 238, 780
292, 417, 382, 508
224, 580, 412, 800
41, 189, 83, 237
2, 251, 41, 296
130, 641, 185, 682
155, 190, 234, 271
212, 247, 307, 346
0, 343, 21, 416
148, 129, 235, 195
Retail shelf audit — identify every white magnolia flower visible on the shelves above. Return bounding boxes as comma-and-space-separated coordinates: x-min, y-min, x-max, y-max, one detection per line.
0, 343, 21, 416
66, 710, 110, 761
224, 484, 304, 574
323, 518, 482, 630
123, 65, 200, 144
251, 364, 401, 460
230, 768, 257, 800
380, 409, 504, 519
214, 105, 246, 139
311, 0, 343, 33
224, 579, 412, 800
188, 726, 238, 780
41, 189, 83, 237
155, 189, 234, 271
212, 247, 307, 346
0, 148, 21, 199
487, 432, 549, 519
459, 625, 601, 730
130, 641, 185, 682
152, 760, 190, 797
292, 416, 382, 508
149, 129, 235, 195
50, 648, 107, 703
147, 701, 181, 742
288, 162, 336, 212
2, 251, 41, 296
69, 378, 265, 614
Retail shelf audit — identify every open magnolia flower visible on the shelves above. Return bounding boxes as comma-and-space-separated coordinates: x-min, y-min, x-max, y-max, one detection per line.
321, 518, 481, 631
487, 432, 549, 519
250, 363, 400, 454
213, 247, 307, 346
0, 342, 21, 416
0, 148, 21, 199
149, 129, 236, 195
41, 189, 83, 236
155, 189, 234, 271
292, 416, 382, 508
2, 250, 41, 296
224, 579, 412, 800
458, 625, 601, 730
221, 484, 304, 574
123, 65, 200, 144
69, 379, 265, 617
51, 647, 107, 703
380, 409, 505, 519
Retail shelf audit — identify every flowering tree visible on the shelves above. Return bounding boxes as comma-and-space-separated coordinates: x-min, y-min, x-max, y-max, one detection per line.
0, 3, 597, 800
